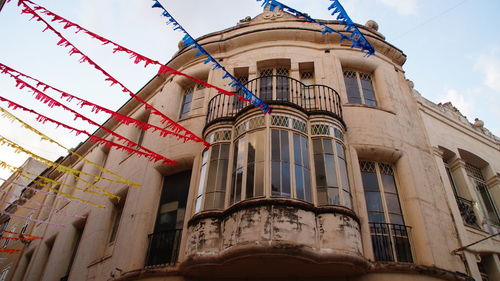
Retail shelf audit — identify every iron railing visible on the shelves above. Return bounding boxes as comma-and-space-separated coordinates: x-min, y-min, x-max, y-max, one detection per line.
206, 75, 343, 126
145, 229, 182, 267
456, 196, 478, 227
369, 222, 413, 263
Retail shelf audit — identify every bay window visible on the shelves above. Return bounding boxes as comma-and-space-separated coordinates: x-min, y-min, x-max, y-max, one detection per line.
195, 114, 351, 214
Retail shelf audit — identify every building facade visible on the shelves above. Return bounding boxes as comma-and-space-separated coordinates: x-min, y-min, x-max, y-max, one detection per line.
1, 7, 499, 281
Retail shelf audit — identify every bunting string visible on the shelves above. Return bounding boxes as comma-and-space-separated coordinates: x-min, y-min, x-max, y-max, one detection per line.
0, 210, 66, 227
0, 108, 139, 187
0, 177, 94, 208
0, 248, 21, 254
0, 236, 39, 241
0, 71, 176, 166
257, 0, 375, 56
0, 63, 191, 143
0, 135, 120, 200
0, 248, 22, 254
150, 0, 271, 114
14, 1, 249, 105
13, 0, 209, 147
0, 160, 112, 200
0, 99, 175, 166
3, 230, 43, 240
0, 188, 87, 219
0, 162, 105, 208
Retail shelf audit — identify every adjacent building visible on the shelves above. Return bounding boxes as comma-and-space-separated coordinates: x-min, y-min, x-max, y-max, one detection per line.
0, 7, 499, 281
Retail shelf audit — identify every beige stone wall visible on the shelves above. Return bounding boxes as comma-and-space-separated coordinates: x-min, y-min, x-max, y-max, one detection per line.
2, 8, 498, 281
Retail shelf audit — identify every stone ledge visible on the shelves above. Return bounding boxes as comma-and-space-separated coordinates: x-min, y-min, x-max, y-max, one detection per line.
188, 197, 360, 227
370, 262, 474, 281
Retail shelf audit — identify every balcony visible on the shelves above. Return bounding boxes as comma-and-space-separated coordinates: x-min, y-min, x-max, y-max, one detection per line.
145, 229, 182, 267
369, 222, 413, 263
206, 75, 343, 127
182, 198, 369, 278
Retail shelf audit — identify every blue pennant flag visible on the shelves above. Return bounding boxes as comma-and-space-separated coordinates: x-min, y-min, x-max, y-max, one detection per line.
257, 0, 375, 56
150, 0, 271, 114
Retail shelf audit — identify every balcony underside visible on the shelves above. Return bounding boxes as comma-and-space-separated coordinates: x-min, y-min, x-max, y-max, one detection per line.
182, 198, 368, 278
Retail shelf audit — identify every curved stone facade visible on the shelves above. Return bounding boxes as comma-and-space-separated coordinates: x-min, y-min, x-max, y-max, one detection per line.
1, 6, 499, 281
183, 199, 367, 277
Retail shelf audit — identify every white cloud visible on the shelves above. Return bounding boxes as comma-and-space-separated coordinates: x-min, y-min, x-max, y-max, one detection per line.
376, 0, 417, 15
474, 52, 500, 92
440, 87, 474, 118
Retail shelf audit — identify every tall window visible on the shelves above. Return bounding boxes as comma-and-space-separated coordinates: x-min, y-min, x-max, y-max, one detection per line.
271, 129, 292, 198
231, 129, 265, 204
196, 130, 232, 211
343, 70, 377, 106
360, 161, 412, 263
108, 199, 125, 243
135, 111, 151, 147
465, 163, 499, 226
0, 220, 9, 250
444, 160, 478, 226
259, 67, 290, 101
294, 133, 311, 201
147, 171, 191, 267
179, 87, 194, 119
63, 222, 85, 280
311, 123, 351, 208
313, 139, 351, 208
204, 144, 230, 210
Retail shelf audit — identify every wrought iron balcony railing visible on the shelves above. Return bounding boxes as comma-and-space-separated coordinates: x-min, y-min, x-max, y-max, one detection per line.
145, 229, 182, 267
369, 222, 413, 263
206, 75, 343, 126
456, 196, 478, 227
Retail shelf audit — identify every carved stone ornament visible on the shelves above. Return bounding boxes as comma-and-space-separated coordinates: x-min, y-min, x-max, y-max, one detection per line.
263, 10, 285, 21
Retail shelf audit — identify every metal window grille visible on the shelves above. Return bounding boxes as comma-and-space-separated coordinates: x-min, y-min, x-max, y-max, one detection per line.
360, 161, 376, 173
292, 119, 307, 133
271, 115, 290, 127
146, 229, 183, 267
311, 124, 330, 136
370, 222, 413, 263
248, 116, 265, 130
300, 71, 314, 80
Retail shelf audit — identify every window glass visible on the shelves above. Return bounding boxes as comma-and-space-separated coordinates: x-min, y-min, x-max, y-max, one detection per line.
246, 130, 265, 199
179, 91, 193, 119
271, 130, 291, 197
343, 71, 361, 103
156, 171, 191, 232
204, 144, 229, 210
343, 70, 377, 106
361, 161, 412, 262
294, 134, 311, 202
231, 138, 245, 204
313, 137, 350, 207
195, 151, 209, 212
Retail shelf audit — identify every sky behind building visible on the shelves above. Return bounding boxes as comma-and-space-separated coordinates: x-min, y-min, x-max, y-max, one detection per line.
0, 0, 498, 180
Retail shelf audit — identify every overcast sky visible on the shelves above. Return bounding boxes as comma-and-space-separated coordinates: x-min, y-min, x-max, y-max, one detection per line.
0, 0, 498, 180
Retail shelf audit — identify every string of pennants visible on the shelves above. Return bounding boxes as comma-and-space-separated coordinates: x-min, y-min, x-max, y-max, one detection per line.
0, 0, 370, 253
257, 0, 375, 56
150, 0, 272, 114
